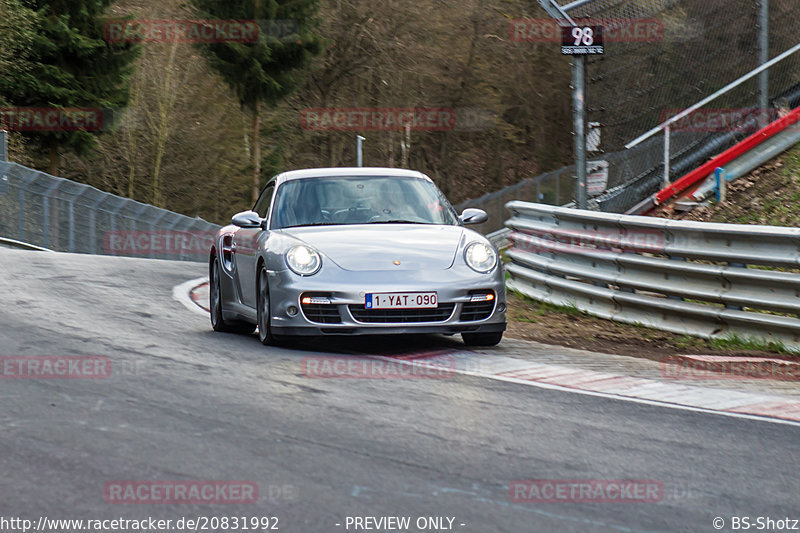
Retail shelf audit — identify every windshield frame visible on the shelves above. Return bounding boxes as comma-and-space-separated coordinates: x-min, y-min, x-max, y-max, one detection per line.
268, 175, 460, 230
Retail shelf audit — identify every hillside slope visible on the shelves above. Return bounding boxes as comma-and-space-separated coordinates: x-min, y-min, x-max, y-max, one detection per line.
657, 144, 800, 225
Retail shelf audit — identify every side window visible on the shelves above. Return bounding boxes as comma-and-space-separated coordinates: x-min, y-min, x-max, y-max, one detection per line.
253, 184, 275, 219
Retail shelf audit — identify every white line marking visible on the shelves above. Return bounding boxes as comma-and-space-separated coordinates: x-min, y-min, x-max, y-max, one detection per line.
171, 277, 800, 426
375, 354, 800, 428
172, 276, 210, 317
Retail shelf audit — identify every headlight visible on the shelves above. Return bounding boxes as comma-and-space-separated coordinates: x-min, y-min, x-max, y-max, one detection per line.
464, 242, 497, 273
286, 245, 321, 276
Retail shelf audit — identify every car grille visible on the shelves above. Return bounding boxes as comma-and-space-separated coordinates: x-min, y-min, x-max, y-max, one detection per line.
460, 301, 495, 321
302, 304, 342, 324
460, 290, 496, 321
348, 303, 455, 323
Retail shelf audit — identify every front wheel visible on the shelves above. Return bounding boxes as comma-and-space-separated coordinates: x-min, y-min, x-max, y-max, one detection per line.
210, 259, 255, 334
257, 266, 276, 345
462, 331, 503, 347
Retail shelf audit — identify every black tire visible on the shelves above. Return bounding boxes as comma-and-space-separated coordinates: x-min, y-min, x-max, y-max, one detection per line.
462, 331, 503, 347
210, 259, 255, 334
257, 265, 275, 345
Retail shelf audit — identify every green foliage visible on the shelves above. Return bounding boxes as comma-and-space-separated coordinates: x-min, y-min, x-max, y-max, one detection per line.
0, 0, 139, 169
0, 0, 37, 104
709, 334, 799, 356
191, 0, 322, 111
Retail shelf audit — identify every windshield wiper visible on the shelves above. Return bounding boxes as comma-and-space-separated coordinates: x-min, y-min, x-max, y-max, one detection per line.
282, 222, 343, 229
367, 220, 430, 224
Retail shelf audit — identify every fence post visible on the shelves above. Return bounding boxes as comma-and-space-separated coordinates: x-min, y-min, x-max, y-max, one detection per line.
758, 0, 769, 126
663, 124, 671, 187
0, 130, 7, 162
41, 181, 61, 249
108, 198, 126, 255
18, 186, 25, 242
150, 210, 170, 260
69, 188, 87, 253
87, 195, 105, 255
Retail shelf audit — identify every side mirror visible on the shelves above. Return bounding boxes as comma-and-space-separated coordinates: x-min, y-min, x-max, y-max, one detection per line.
459, 208, 488, 225
231, 210, 263, 228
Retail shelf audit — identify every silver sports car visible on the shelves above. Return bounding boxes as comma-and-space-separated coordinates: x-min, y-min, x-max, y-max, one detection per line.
209, 167, 506, 346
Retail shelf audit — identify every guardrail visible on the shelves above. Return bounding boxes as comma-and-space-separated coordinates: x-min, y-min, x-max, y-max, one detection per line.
504, 201, 800, 350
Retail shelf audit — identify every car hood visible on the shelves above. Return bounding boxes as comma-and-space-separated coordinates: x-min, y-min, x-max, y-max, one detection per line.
281, 225, 464, 271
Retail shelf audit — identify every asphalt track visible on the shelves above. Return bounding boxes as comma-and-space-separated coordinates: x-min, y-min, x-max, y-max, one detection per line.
0, 248, 797, 533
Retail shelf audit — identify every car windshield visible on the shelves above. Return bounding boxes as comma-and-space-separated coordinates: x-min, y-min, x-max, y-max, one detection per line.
270, 175, 460, 229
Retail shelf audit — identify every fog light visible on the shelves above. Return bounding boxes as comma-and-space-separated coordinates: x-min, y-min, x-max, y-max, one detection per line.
287, 306, 298, 316
498, 303, 506, 312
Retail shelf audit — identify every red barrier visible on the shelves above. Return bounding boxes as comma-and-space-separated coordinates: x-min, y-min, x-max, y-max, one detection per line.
654, 106, 800, 205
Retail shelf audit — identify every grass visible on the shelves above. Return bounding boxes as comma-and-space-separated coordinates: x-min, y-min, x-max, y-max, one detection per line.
510, 289, 584, 316
675, 335, 707, 349
507, 289, 800, 357
708, 334, 800, 356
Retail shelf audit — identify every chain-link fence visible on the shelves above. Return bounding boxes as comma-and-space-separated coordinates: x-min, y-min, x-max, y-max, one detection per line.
0, 161, 219, 261
454, 164, 575, 236
455, 136, 667, 233
577, 0, 800, 212
471, 0, 800, 219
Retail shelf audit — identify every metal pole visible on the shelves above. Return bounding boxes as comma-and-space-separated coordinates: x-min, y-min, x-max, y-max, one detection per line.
759, 0, 769, 122
555, 172, 560, 205
663, 124, 671, 187
573, 56, 587, 209
356, 135, 365, 167
0, 130, 7, 162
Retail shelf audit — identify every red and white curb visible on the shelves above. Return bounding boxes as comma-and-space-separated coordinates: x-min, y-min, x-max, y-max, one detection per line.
176, 278, 800, 427
173, 277, 211, 317
379, 352, 800, 425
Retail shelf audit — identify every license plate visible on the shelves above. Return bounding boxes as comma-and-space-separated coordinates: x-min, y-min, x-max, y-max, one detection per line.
365, 292, 438, 309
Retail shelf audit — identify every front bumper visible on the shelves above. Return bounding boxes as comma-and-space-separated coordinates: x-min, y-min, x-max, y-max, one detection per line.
268, 266, 506, 337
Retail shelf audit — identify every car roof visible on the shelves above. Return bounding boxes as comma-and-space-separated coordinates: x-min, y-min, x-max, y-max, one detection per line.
272, 167, 431, 186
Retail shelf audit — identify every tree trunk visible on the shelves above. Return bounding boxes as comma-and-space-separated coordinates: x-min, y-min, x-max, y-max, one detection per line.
252, 100, 261, 204
47, 144, 59, 176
